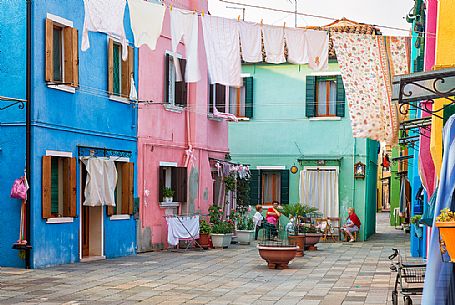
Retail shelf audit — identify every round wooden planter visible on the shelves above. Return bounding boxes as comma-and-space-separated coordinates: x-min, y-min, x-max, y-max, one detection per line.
198, 233, 210, 249
436, 222, 455, 262
288, 235, 305, 257
304, 233, 322, 250
257, 245, 298, 269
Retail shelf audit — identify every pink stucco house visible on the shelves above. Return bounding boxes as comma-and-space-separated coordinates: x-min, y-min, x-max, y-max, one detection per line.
137, 0, 231, 250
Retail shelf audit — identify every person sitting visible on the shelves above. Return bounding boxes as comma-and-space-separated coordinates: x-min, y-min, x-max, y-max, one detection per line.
253, 205, 264, 240
266, 201, 281, 239
341, 207, 361, 242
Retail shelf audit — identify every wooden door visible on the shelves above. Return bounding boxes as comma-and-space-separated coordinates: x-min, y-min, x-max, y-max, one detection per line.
81, 163, 89, 257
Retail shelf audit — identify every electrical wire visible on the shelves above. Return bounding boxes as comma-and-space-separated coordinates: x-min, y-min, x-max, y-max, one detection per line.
218, 0, 437, 37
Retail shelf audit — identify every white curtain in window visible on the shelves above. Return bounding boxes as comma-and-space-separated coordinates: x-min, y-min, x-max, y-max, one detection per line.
82, 158, 118, 207
299, 169, 339, 217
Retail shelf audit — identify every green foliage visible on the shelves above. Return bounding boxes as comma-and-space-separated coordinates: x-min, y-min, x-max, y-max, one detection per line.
236, 178, 250, 207
436, 208, 455, 222
224, 174, 236, 192
281, 203, 319, 218
163, 187, 174, 198
208, 205, 223, 224
211, 220, 235, 234
237, 217, 254, 230
199, 219, 211, 234
410, 215, 422, 225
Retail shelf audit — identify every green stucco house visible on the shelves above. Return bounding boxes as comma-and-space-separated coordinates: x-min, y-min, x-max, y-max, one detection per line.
228, 19, 381, 241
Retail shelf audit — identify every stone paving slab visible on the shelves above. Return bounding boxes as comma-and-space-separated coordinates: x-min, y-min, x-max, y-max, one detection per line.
0, 213, 424, 304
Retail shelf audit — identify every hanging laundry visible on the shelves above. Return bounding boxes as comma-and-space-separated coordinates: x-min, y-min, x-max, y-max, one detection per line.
170, 7, 200, 83
166, 215, 200, 246
82, 158, 118, 207
262, 25, 286, 64
418, 102, 436, 197
305, 29, 329, 71
82, 0, 128, 60
238, 21, 263, 63
422, 114, 455, 305
284, 27, 308, 64
332, 33, 410, 145
128, 0, 165, 51
213, 106, 239, 122
129, 76, 138, 101
202, 15, 242, 87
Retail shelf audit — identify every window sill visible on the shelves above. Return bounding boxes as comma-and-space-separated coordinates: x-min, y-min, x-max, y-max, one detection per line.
159, 202, 180, 208
46, 217, 74, 224
47, 84, 76, 94
207, 113, 223, 122
109, 214, 131, 221
237, 117, 250, 121
109, 95, 130, 104
163, 104, 184, 113
309, 117, 342, 121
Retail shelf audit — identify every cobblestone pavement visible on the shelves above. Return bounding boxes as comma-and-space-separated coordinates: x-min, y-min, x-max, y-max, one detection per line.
1, 213, 424, 305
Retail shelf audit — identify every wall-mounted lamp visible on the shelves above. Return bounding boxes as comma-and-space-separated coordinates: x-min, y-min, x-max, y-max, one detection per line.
290, 165, 298, 174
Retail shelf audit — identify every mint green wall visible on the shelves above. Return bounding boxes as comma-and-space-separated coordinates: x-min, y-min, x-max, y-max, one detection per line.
389, 147, 402, 226
229, 63, 378, 240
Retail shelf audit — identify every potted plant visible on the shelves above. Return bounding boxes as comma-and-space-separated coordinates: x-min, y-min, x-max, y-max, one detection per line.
236, 216, 255, 245
411, 215, 423, 239
210, 221, 234, 248
435, 208, 455, 261
163, 187, 174, 203
198, 219, 211, 249
208, 205, 234, 248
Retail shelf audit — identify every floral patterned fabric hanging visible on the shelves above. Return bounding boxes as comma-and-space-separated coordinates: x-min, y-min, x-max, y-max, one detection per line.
332, 33, 410, 145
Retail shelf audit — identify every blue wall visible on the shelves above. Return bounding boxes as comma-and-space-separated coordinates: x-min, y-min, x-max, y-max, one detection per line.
0, 0, 27, 268
1, 0, 138, 268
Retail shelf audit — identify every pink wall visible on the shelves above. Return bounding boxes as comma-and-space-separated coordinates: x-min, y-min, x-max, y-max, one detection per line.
425, 0, 437, 71
137, 0, 229, 250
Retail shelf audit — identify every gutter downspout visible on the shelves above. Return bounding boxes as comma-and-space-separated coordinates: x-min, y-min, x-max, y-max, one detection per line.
25, 0, 32, 269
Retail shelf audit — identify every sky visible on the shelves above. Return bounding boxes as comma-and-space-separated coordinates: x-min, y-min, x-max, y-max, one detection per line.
208, 0, 415, 36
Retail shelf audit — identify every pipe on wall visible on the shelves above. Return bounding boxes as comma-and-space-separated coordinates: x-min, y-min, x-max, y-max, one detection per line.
25, 0, 32, 269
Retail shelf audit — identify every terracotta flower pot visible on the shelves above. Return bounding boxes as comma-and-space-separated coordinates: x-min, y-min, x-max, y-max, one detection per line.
436, 222, 455, 262
304, 233, 322, 250
257, 245, 298, 269
288, 235, 305, 257
198, 233, 210, 249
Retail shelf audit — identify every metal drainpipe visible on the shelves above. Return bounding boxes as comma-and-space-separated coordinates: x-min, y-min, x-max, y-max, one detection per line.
25, 0, 32, 269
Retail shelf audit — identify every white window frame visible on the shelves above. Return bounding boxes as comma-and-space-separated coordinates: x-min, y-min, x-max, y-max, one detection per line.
165, 51, 184, 111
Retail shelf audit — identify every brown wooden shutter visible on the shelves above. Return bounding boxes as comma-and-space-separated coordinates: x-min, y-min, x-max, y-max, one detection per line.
121, 46, 132, 98
63, 27, 73, 85
127, 46, 134, 98
108, 39, 114, 94
61, 157, 77, 217
107, 206, 114, 216
42, 156, 52, 218
121, 162, 134, 214
71, 28, 79, 87
172, 167, 187, 203
175, 59, 187, 107
45, 19, 54, 83
158, 166, 165, 202
164, 54, 170, 103
127, 162, 134, 214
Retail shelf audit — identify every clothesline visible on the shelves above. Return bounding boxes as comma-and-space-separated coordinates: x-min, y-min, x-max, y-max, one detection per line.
218, 0, 434, 37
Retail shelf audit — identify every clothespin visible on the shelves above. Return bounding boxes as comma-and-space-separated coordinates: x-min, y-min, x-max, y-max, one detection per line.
260, 19, 263, 26
202, 10, 205, 16
283, 22, 286, 28
170, 4, 173, 11
237, 15, 240, 21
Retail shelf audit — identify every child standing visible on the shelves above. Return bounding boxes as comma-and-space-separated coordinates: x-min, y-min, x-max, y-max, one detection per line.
253, 205, 263, 240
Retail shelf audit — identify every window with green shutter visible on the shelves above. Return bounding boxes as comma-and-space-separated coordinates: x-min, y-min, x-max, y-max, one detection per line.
249, 169, 261, 205
280, 170, 289, 204
51, 158, 60, 215
222, 76, 254, 118
306, 76, 316, 117
335, 75, 346, 117
307, 75, 346, 118
113, 43, 121, 96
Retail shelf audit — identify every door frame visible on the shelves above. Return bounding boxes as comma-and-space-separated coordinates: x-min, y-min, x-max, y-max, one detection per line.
79, 159, 105, 260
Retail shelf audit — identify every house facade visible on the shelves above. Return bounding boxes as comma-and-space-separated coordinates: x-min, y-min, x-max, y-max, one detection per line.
228, 19, 380, 241
0, 0, 138, 268
136, 0, 231, 251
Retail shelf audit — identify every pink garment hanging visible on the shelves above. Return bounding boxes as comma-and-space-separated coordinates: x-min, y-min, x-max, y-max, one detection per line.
418, 101, 436, 197
332, 33, 410, 145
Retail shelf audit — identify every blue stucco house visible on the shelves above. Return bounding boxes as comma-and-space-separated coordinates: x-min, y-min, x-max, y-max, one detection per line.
0, 0, 138, 268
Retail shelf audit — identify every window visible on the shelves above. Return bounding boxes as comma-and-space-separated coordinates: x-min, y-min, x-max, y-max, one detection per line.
108, 39, 133, 98
306, 75, 345, 118
249, 169, 289, 205
164, 54, 187, 107
42, 156, 77, 218
107, 162, 134, 216
158, 166, 187, 202
209, 77, 254, 118
45, 18, 79, 87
